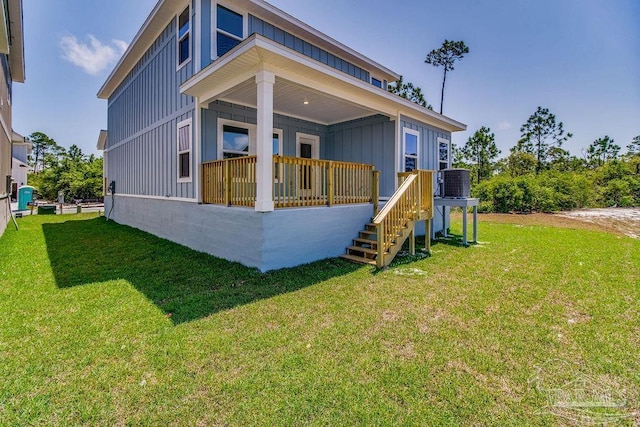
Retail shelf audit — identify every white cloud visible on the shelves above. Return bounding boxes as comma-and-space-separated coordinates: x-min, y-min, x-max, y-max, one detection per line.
60, 35, 128, 75
497, 121, 512, 131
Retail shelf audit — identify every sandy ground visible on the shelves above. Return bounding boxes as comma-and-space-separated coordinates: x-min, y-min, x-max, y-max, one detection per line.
468, 208, 640, 239
557, 208, 640, 239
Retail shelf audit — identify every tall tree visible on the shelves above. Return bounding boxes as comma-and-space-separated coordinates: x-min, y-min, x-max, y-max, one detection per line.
460, 126, 500, 183
586, 136, 620, 167
29, 131, 58, 173
516, 107, 572, 175
627, 135, 640, 155
387, 75, 432, 109
424, 40, 469, 114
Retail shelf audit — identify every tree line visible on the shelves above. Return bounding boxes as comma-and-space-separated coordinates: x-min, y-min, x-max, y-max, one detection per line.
453, 108, 640, 212
27, 132, 103, 202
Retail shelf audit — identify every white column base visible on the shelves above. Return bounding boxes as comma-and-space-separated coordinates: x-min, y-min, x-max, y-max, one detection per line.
255, 200, 275, 212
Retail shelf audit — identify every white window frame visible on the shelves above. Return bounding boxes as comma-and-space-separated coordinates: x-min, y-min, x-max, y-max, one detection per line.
177, 4, 192, 70
402, 127, 420, 172
273, 129, 284, 157
211, 1, 248, 60
177, 118, 193, 183
295, 133, 320, 159
217, 118, 282, 160
437, 137, 451, 170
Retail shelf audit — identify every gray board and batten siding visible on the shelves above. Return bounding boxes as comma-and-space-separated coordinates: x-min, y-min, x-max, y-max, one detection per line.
325, 115, 396, 198
202, 102, 400, 198
198, 6, 377, 86
400, 115, 452, 174
106, 17, 196, 200
202, 101, 329, 162
400, 115, 452, 234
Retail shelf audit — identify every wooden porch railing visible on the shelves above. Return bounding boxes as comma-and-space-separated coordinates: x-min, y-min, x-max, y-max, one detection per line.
202, 156, 257, 206
274, 156, 375, 208
202, 156, 378, 210
373, 170, 435, 268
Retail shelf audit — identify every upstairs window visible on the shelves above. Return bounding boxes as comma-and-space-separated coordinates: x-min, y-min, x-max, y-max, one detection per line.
178, 7, 191, 67
177, 119, 192, 181
371, 77, 382, 88
216, 5, 243, 57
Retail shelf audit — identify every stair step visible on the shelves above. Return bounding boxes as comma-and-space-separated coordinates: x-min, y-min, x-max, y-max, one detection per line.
353, 238, 377, 247
340, 253, 377, 265
347, 245, 377, 255
359, 229, 376, 235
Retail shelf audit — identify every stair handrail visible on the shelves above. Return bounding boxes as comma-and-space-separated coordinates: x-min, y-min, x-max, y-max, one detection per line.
372, 173, 420, 268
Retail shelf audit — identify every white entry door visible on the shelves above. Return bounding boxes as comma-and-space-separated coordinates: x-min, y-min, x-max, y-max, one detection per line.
296, 133, 320, 197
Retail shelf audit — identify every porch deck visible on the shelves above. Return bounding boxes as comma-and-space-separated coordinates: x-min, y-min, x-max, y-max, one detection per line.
202, 155, 380, 211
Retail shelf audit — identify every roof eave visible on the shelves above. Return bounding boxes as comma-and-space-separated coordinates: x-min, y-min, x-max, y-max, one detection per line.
98, 0, 402, 100
7, 0, 25, 82
181, 35, 466, 133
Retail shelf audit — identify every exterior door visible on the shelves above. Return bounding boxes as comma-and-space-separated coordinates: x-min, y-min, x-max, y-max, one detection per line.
296, 133, 320, 196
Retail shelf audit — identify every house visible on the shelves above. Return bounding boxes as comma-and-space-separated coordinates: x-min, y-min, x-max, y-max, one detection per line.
97, 0, 466, 271
0, 0, 25, 237
10, 131, 32, 200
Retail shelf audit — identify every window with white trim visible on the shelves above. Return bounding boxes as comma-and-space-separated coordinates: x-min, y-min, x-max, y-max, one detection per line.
403, 128, 419, 172
218, 119, 282, 160
438, 137, 450, 170
177, 119, 192, 181
216, 4, 244, 58
177, 6, 191, 67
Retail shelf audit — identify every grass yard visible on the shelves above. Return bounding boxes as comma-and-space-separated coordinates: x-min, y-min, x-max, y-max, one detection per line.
1, 213, 638, 425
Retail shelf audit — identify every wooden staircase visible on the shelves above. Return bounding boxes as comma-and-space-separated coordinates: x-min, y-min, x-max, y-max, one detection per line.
340, 170, 435, 268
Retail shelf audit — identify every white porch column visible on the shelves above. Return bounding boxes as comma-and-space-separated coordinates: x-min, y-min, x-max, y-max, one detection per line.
255, 70, 275, 212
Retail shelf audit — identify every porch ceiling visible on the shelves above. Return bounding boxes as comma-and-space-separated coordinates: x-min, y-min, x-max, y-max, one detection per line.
220, 77, 379, 125
181, 34, 467, 132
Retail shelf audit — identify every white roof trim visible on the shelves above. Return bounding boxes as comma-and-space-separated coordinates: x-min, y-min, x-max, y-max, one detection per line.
98, 0, 188, 99
181, 35, 466, 132
244, 0, 399, 82
98, 0, 399, 99
5, 0, 25, 82
97, 130, 108, 150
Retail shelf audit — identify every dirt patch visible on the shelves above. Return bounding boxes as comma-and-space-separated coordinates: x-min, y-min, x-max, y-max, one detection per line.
557, 208, 640, 239
464, 209, 640, 239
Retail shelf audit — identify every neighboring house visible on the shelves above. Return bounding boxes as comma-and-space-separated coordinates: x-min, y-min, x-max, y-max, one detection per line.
97, 0, 466, 271
0, 0, 25, 236
10, 130, 31, 199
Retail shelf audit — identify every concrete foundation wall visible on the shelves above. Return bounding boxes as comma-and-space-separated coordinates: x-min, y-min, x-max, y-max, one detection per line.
0, 198, 9, 237
262, 204, 372, 271
105, 195, 373, 272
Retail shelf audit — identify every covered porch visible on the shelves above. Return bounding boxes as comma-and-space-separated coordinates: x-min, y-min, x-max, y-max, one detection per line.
181, 34, 462, 213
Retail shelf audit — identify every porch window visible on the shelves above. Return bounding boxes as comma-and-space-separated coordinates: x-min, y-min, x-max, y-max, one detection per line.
438, 137, 450, 170
222, 125, 250, 159
177, 119, 192, 181
403, 128, 419, 172
216, 4, 244, 57
177, 7, 190, 67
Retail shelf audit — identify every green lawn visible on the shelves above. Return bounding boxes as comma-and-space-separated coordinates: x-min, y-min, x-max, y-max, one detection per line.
1, 213, 638, 425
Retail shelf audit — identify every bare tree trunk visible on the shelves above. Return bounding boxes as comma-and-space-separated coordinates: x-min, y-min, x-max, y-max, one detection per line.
440, 69, 447, 114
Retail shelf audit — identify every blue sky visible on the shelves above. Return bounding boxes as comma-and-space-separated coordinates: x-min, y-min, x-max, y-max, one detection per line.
13, 0, 640, 158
